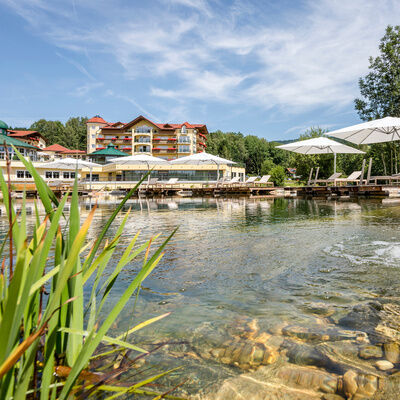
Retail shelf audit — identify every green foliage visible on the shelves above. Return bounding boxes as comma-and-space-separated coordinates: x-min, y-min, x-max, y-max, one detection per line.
355, 25, 400, 120
0, 148, 182, 399
269, 165, 286, 186
354, 24, 400, 176
207, 130, 290, 175
260, 159, 276, 175
30, 117, 88, 150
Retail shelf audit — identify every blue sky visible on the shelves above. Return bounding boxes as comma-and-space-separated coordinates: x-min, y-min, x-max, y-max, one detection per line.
1, 0, 400, 140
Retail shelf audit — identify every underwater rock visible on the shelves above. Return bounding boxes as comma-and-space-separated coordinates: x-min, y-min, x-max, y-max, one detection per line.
276, 366, 338, 394
285, 342, 334, 370
302, 302, 335, 317
322, 395, 345, 400
375, 360, 394, 371
209, 339, 277, 370
359, 345, 383, 360
338, 302, 382, 332
341, 370, 379, 399
383, 342, 400, 364
282, 324, 366, 344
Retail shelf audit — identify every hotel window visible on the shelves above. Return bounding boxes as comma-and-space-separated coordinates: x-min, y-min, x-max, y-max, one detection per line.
181, 125, 187, 134
92, 144, 95, 148
25, 171, 32, 178
16, 170, 25, 178
135, 125, 152, 133
63, 172, 70, 179
92, 134, 95, 139
53, 172, 60, 179
178, 136, 190, 143
179, 145, 190, 153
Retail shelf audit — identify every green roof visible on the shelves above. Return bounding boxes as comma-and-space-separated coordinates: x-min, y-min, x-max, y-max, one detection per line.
0, 133, 38, 149
89, 143, 129, 157
0, 120, 8, 130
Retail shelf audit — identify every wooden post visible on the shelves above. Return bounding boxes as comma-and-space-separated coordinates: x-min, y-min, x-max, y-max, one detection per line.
366, 157, 372, 185
313, 167, 319, 187
359, 159, 366, 186
307, 167, 313, 186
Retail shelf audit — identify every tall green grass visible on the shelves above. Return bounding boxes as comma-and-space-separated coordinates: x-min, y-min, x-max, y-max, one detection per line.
0, 148, 184, 399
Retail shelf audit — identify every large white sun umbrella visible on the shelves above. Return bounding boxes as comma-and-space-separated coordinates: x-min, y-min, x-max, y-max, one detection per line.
169, 152, 237, 181
276, 137, 364, 173
38, 157, 101, 190
328, 117, 400, 145
108, 154, 168, 185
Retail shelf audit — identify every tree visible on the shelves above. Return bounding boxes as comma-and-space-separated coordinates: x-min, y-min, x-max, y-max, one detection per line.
270, 165, 286, 186
30, 119, 67, 146
355, 25, 400, 120
64, 117, 88, 150
354, 25, 400, 175
244, 135, 270, 175
29, 117, 88, 150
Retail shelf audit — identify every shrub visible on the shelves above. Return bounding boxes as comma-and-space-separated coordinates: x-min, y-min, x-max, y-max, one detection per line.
0, 147, 184, 399
270, 165, 286, 186
260, 159, 276, 175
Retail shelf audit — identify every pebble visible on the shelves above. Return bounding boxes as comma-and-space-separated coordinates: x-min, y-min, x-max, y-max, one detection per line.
375, 360, 394, 371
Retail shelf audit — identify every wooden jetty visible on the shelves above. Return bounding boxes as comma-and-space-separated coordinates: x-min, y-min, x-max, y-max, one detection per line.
290, 185, 400, 198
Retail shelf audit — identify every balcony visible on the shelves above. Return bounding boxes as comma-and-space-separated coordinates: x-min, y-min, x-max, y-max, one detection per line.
134, 139, 151, 143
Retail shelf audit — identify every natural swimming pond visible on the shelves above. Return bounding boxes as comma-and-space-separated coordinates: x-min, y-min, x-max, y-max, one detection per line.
3, 197, 400, 399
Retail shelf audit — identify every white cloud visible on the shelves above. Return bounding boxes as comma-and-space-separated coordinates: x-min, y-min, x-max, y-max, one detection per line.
3, 0, 400, 115
69, 82, 103, 97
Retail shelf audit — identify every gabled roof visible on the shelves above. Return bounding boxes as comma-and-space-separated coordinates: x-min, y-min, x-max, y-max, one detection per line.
43, 144, 70, 153
89, 143, 129, 157
60, 149, 86, 154
8, 130, 40, 136
8, 130, 45, 140
87, 115, 107, 124
0, 133, 38, 149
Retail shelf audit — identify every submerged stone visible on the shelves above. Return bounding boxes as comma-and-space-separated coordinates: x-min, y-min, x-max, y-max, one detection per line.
383, 342, 400, 364
375, 360, 394, 371
359, 345, 383, 360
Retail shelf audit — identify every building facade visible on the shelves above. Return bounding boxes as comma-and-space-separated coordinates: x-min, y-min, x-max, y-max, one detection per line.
87, 115, 208, 160
7, 130, 47, 149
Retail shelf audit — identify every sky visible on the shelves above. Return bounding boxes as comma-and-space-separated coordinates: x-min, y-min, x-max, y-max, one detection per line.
1, 0, 400, 140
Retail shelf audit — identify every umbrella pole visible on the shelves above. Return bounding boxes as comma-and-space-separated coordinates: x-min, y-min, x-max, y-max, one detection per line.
334, 153, 337, 174
89, 167, 92, 192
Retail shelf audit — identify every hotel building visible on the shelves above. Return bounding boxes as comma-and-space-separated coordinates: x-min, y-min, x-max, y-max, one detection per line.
86, 115, 208, 160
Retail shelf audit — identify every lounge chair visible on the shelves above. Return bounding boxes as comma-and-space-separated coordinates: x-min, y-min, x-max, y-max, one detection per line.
244, 176, 258, 186
160, 178, 179, 188
313, 172, 342, 186
334, 171, 362, 186
140, 177, 158, 189
221, 176, 240, 186
254, 175, 273, 186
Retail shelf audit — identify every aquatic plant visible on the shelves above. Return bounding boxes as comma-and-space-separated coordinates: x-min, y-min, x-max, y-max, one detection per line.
0, 148, 184, 399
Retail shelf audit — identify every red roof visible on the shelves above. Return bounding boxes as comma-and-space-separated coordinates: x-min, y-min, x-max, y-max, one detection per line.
43, 144, 70, 153
8, 130, 40, 137
122, 115, 207, 133
87, 116, 107, 124
60, 149, 86, 154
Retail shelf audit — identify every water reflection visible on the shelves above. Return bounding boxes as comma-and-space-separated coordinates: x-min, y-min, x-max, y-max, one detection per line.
1, 197, 400, 397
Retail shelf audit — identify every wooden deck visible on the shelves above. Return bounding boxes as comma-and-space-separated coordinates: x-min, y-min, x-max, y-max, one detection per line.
290, 185, 400, 198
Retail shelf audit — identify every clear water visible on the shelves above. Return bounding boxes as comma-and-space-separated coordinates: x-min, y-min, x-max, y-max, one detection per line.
2, 196, 400, 396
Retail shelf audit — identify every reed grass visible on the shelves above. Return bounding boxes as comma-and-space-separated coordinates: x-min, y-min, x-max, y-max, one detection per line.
0, 147, 184, 399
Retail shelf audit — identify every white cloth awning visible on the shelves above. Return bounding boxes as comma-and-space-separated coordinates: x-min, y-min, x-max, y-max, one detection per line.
169, 152, 236, 165
37, 157, 100, 170
328, 117, 400, 144
276, 137, 365, 154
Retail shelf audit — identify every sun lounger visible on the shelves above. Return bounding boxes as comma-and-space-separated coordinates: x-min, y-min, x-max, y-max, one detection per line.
254, 175, 273, 186
313, 172, 342, 186
159, 178, 179, 188
334, 171, 362, 186
244, 176, 258, 185
368, 174, 400, 185
221, 176, 240, 186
